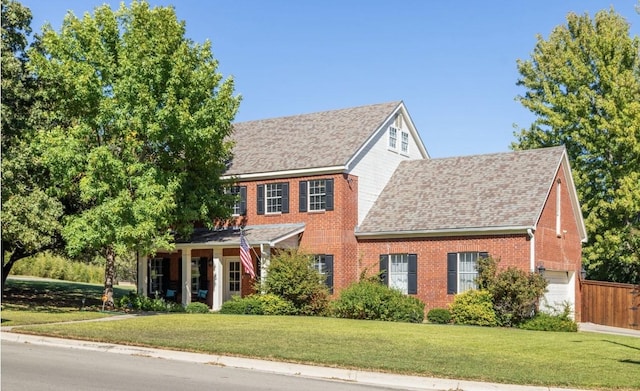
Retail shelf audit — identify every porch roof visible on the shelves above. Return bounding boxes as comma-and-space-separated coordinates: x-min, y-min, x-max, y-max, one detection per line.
175, 223, 306, 247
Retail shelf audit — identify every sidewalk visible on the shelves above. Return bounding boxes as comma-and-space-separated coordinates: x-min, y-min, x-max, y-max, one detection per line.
2, 329, 589, 391
578, 322, 640, 338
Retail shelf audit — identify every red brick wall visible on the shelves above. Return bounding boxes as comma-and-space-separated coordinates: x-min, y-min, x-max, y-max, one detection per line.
238, 173, 359, 293
532, 162, 583, 320
357, 234, 530, 310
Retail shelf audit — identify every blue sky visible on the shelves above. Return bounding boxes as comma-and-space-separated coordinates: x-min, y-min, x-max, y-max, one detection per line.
20, 1, 639, 158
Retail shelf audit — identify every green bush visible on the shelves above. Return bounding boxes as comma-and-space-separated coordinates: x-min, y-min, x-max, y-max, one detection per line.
427, 308, 452, 324
477, 256, 547, 326
519, 302, 578, 332
118, 291, 184, 312
185, 302, 211, 314
219, 294, 296, 315
261, 249, 330, 316
450, 290, 498, 327
219, 295, 264, 315
519, 313, 578, 332
331, 280, 425, 323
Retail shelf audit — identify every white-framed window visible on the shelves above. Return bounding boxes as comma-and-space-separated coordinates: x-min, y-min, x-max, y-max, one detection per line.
150, 258, 164, 295
380, 253, 417, 294
388, 126, 398, 149
308, 180, 326, 211
447, 252, 488, 294
257, 183, 289, 215
389, 254, 409, 294
401, 131, 409, 154
266, 183, 283, 214
299, 179, 333, 212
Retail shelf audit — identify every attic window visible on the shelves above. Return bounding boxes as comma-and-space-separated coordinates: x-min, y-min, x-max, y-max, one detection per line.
388, 127, 398, 149
401, 131, 409, 154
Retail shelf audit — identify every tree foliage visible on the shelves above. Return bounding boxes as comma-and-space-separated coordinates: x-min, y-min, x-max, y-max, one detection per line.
27, 1, 240, 302
1, 0, 64, 284
513, 8, 640, 283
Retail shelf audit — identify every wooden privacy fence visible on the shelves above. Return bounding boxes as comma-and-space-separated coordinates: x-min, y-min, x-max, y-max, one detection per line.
581, 280, 639, 330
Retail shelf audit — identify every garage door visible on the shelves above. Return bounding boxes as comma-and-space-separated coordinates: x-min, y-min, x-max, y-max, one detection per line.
542, 270, 575, 317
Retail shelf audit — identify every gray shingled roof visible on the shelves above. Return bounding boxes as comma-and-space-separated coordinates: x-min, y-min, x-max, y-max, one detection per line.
225, 102, 401, 176
356, 146, 566, 235
177, 223, 305, 246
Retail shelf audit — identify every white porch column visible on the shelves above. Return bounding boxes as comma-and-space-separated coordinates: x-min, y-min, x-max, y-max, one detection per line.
137, 254, 148, 296
181, 248, 192, 307
212, 256, 223, 311
260, 243, 271, 290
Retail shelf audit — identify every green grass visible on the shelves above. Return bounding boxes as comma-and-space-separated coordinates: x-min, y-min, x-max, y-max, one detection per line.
3, 278, 640, 390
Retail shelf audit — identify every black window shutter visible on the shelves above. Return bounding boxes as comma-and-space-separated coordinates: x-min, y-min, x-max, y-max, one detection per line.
299, 181, 307, 212
379, 255, 389, 286
408, 254, 417, 294
257, 184, 264, 215
325, 178, 334, 211
325, 255, 334, 293
162, 258, 170, 294
447, 253, 458, 294
281, 182, 289, 213
239, 186, 247, 215
199, 258, 208, 288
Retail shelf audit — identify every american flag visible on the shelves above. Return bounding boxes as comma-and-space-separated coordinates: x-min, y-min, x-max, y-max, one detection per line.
240, 232, 256, 279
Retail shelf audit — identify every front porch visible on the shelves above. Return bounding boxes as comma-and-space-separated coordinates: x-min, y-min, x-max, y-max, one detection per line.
136, 223, 305, 310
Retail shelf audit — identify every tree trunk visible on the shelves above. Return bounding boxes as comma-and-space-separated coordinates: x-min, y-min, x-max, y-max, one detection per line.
103, 246, 116, 309
2, 246, 27, 287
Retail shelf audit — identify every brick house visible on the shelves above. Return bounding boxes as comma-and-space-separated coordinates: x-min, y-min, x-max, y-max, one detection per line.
136, 101, 587, 319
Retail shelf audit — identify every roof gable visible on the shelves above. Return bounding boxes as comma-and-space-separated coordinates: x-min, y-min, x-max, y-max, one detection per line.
357, 146, 571, 236
225, 101, 402, 177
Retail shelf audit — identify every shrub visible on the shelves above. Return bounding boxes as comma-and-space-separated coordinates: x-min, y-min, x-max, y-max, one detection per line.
10, 252, 104, 284
185, 302, 211, 314
219, 294, 297, 315
261, 249, 330, 316
450, 290, 498, 326
331, 280, 425, 323
477, 256, 547, 326
427, 308, 452, 324
219, 295, 264, 315
520, 302, 578, 332
118, 291, 184, 312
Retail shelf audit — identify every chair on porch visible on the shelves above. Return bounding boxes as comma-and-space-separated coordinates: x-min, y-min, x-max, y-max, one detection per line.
165, 281, 178, 302
196, 289, 208, 302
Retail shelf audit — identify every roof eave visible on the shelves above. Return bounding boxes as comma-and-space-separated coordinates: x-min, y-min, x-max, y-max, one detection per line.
222, 165, 346, 181
355, 225, 534, 239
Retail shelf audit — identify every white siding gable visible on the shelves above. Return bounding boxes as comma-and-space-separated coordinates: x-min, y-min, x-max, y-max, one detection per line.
347, 103, 429, 225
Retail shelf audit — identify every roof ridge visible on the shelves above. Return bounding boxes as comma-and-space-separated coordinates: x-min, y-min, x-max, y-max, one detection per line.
233, 101, 401, 125
423, 145, 565, 161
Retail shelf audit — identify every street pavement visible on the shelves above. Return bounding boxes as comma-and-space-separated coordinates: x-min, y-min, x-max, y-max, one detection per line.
2, 318, 638, 391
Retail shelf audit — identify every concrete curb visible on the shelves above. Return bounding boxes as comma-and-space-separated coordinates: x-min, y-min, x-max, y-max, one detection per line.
2, 331, 587, 391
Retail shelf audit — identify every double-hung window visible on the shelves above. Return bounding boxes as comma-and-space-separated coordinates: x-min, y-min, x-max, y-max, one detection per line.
312, 254, 334, 292
447, 252, 488, 294
299, 179, 334, 212
257, 183, 289, 215
379, 254, 417, 294
401, 131, 409, 154
388, 126, 398, 149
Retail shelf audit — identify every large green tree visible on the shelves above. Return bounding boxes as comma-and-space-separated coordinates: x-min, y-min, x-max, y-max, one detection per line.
513, 8, 640, 283
28, 1, 240, 303
1, 0, 64, 285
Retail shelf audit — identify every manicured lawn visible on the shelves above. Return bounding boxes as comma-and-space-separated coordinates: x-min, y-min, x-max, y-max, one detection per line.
3, 278, 639, 390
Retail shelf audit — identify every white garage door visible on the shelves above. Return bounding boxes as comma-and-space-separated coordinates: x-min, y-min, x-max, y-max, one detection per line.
542, 270, 575, 317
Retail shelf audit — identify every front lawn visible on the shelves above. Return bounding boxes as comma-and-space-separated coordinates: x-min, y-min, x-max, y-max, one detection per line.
3, 277, 639, 390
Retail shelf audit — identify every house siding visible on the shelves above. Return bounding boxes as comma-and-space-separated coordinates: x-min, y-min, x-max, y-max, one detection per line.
349, 114, 424, 225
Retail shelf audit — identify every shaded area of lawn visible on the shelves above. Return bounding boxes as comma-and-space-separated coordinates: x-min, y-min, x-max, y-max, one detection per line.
1, 277, 134, 326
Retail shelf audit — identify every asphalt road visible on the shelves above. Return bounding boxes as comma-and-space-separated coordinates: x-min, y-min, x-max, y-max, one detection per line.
1, 340, 396, 391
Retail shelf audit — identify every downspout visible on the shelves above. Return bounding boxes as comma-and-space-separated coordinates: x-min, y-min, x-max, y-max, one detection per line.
527, 228, 535, 272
